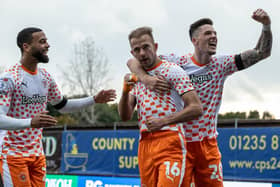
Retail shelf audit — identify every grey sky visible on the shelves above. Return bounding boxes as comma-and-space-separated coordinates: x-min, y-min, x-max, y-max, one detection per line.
0, 0, 279, 118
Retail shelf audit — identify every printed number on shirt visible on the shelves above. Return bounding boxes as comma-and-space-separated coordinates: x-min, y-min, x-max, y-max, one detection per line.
164, 161, 180, 178
209, 163, 223, 181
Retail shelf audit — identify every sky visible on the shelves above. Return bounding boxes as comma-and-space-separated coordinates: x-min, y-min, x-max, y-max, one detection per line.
0, 0, 279, 119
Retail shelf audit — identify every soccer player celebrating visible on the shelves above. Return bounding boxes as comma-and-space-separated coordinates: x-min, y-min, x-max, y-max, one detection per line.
127, 9, 272, 187
0, 27, 116, 186
119, 26, 202, 187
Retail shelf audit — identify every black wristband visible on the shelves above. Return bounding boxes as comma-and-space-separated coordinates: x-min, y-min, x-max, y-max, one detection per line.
235, 54, 244, 70
53, 96, 68, 110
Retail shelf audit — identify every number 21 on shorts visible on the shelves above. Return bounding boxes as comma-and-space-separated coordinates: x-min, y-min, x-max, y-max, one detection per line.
209, 162, 223, 181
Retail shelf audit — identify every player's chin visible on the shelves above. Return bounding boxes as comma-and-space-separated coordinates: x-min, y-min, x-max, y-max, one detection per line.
139, 60, 148, 66
41, 55, 49, 63
208, 50, 216, 56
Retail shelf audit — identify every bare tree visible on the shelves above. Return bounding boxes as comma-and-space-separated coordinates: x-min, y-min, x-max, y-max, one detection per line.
61, 37, 110, 125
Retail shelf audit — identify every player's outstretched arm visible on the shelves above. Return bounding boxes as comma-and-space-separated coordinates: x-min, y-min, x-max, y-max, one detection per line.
118, 74, 137, 121
146, 90, 203, 131
127, 58, 170, 93
239, 9, 272, 69
94, 89, 117, 103
58, 89, 116, 113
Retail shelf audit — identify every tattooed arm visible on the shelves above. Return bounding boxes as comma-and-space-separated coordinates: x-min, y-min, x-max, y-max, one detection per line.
236, 9, 272, 70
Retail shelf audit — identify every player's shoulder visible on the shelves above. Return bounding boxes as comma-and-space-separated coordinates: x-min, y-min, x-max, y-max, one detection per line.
160, 53, 179, 59
161, 60, 186, 75
180, 53, 193, 62
38, 66, 48, 73
161, 59, 181, 68
160, 53, 193, 65
38, 67, 52, 78
210, 54, 235, 63
4, 63, 21, 73
0, 73, 15, 94
181, 53, 193, 59
1, 63, 21, 82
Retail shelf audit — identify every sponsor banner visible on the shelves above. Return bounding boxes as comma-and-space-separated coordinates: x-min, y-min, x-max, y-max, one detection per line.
46, 174, 78, 187
218, 127, 280, 182
43, 131, 62, 173
61, 130, 139, 176
55, 128, 280, 182
46, 175, 140, 187
78, 176, 140, 187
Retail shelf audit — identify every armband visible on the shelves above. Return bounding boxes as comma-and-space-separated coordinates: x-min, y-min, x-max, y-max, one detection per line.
263, 24, 271, 32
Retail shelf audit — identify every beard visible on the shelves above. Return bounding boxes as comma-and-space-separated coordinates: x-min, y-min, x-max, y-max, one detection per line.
32, 50, 49, 63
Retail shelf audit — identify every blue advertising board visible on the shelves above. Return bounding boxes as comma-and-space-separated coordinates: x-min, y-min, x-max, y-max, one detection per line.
78, 176, 140, 187
61, 130, 139, 176
46, 174, 140, 187
218, 127, 280, 182
58, 128, 280, 182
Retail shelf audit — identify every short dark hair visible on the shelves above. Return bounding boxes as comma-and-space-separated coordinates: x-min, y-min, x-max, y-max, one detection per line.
128, 26, 154, 42
17, 27, 42, 53
189, 18, 213, 40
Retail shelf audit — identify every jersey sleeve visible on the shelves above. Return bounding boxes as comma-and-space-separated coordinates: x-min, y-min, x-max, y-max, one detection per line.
160, 53, 191, 67
163, 63, 194, 95
130, 82, 140, 97
216, 55, 239, 76
0, 74, 32, 129
0, 75, 14, 115
46, 72, 64, 106
160, 53, 181, 65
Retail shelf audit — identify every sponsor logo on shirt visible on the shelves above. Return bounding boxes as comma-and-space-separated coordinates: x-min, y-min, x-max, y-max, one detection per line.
190, 74, 212, 84
21, 94, 47, 105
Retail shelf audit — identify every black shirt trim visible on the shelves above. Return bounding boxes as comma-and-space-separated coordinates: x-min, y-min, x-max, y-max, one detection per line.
235, 54, 244, 70
53, 96, 68, 110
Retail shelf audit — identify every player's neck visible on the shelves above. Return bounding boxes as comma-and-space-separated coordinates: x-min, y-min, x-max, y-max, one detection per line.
144, 57, 162, 70
193, 52, 211, 65
152, 57, 163, 69
20, 55, 38, 72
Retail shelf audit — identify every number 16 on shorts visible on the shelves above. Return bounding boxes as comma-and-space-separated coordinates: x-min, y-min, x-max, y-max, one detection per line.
164, 161, 181, 181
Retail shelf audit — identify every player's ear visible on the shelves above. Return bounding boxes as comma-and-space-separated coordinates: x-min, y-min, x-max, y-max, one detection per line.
130, 50, 138, 59
154, 43, 158, 51
130, 50, 134, 56
192, 37, 197, 45
23, 43, 31, 53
